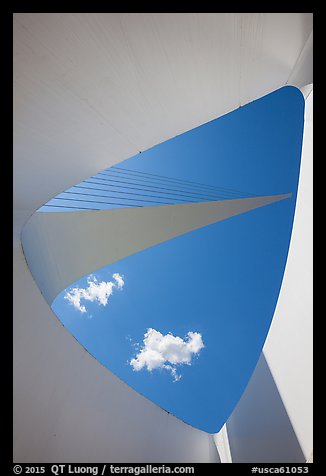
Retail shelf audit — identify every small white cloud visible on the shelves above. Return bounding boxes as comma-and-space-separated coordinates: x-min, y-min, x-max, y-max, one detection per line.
64, 273, 124, 314
113, 273, 124, 289
130, 328, 204, 382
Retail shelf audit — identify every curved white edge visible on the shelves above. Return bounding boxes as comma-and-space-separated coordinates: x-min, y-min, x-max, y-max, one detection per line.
262, 90, 313, 460
13, 13, 313, 228
21, 194, 291, 306
16, 87, 312, 462
213, 425, 232, 463
13, 244, 220, 463
219, 90, 313, 462
13, 14, 313, 462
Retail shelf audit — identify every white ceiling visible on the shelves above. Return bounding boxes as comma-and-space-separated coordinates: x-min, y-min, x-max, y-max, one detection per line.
13, 13, 313, 231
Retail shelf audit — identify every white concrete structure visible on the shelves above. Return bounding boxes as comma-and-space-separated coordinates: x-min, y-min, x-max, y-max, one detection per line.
13, 13, 313, 462
22, 193, 291, 306
224, 89, 313, 463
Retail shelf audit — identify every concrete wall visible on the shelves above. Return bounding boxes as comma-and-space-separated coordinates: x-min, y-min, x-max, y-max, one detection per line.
263, 90, 313, 460
226, 354, 305, 463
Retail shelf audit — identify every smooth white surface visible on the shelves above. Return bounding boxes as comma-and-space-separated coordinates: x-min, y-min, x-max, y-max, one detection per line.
225, 354, 305, 462
22, 194, 290, 305
13, 13, 313, 228
263, 91, 313, 460
13, 244, 220, 463
13, 13, 313, 462
223, 90, 313, 462
287, 32, 313, 90
213, 425, 232, 463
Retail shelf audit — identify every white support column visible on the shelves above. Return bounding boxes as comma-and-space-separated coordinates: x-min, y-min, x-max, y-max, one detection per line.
213, 424, 232, 463
221, 90, 313, 463
262, 91, 313, 460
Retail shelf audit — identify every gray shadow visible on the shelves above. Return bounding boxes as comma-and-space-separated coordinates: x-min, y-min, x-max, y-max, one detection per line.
226, 353, 306, 463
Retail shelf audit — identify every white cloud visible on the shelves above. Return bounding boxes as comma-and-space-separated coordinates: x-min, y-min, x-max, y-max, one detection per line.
64, 273, 124, 313
112, 273, 124, 289
130, 328, 204, 382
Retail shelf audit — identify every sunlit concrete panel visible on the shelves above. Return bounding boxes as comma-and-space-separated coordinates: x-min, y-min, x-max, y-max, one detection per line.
226, 354, 305, 463
263, 91, 313, 460
13, 13, 313, 463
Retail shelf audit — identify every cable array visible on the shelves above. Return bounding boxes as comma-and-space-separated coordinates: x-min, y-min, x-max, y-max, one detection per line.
40, 166, 257, 212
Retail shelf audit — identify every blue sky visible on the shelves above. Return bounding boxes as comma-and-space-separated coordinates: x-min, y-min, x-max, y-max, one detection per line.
50, 86, 304, 433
